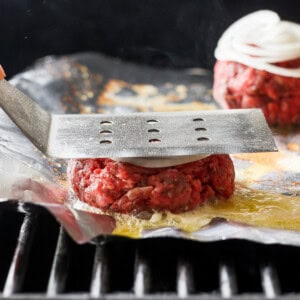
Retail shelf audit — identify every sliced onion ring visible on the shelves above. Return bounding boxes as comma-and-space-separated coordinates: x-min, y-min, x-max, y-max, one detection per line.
112, 155, 210, 168
215, 10, 300, 77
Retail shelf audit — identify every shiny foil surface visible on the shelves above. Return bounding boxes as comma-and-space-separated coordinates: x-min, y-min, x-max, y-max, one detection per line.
0, 52, 299, 244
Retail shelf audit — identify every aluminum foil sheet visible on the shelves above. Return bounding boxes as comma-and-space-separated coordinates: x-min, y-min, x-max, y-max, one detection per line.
0, 52, 299, 245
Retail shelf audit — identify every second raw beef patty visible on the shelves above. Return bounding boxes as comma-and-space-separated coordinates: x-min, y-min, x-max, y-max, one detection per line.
213, 59, 300, 126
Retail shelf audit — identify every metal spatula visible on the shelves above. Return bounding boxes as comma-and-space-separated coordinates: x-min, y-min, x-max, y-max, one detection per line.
0, 78, 277, 159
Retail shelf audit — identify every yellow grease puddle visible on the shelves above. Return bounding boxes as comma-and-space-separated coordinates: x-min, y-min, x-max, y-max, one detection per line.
112, 149, 300, 238
112, 184, 300, 238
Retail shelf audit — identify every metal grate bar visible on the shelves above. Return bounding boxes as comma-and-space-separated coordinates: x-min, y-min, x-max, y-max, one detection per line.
47, 227, 70, 296
219, 261, 237, 298
3, 213, 36, 296
90, 240, 109, 297
133, 250, 150, 297
260, 263, 281, 298
1, 293, 300, 300
177, 260, 194, 298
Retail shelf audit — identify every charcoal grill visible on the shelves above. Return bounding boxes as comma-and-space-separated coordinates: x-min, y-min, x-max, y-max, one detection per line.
1, 0, 300, 299
0, 201, 300, 299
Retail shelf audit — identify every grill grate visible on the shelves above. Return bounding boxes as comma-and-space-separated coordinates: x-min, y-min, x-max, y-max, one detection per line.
1, 202, 300, 299
47, 227, 71, 296
3, 213, 36, 296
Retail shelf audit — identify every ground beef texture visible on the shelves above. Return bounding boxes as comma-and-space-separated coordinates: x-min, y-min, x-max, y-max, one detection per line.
68, 155, 235, 214
213, 59, 300, 126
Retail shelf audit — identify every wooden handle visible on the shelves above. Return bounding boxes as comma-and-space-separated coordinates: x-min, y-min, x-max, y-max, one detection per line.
0, 65, 6, 80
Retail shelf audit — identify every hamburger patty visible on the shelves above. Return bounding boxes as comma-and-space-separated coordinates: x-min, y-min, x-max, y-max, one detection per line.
213, 59, 300, 126
68, 155, 235, 214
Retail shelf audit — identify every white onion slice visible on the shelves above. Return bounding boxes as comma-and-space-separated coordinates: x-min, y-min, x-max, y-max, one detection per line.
113, 155, 210, 168
215, 10, 300, 77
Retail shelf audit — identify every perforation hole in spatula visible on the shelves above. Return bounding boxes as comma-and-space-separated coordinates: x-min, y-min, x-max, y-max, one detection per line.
99, 130, 112, 135
197, 137, 209, 141
149, 138, 161, 143
100, 121, 113, 125
147, 119, 159, 124
100, 140, 112, 144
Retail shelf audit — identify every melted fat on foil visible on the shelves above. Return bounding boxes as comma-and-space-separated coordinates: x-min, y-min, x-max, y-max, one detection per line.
113, 185, 300, 238
113, 149, 300, 238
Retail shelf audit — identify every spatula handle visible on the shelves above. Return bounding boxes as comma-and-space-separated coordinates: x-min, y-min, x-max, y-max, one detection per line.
0, 78, 50, 154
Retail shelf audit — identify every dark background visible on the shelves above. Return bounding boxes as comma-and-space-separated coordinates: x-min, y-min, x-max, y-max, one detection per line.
1, 0, 299, 78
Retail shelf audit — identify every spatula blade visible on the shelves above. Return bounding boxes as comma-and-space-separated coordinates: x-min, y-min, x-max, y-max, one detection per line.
47, 109, 277, 159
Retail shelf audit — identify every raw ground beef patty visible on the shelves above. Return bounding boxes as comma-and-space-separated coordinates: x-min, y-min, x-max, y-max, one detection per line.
68, 155, 235, 214
213, 60, 300, 126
